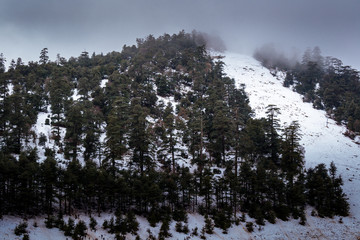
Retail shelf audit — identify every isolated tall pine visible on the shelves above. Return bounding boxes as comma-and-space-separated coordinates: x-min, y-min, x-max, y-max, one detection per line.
39, 48, 49, 65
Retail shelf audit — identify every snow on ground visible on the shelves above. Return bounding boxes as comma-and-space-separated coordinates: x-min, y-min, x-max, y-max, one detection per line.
100, 79, 108, 88
71, 88, 81, 101
2, 53, 360, 239
7, 83, 14, 95
30, 109, 52, 163
222, 52, 360, 239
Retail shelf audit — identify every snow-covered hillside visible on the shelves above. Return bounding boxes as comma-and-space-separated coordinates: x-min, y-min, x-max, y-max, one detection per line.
222, 52, 360, 239
1, 53, 360, 239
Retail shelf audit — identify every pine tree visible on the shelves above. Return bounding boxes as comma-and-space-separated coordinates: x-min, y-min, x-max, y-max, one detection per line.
73, 220, 87, 239
82, 101, 103, 162
328, 162, 349, 216
89, 216, 97, 231
0, 53, 5, 73
129, 100, 151, 175
158, 217, 172, 239
265, 104, 281, 166
125, 211, 139, 235
64, 101, 84, 161
6, 83, 33, 153
39, 48, 49, 65
281, 121, 304, 183
17, 149, 40, 214
105, 96, 129, 174
185, 98, 205, 168
203, 215, 214, 234
0, 77, 9, 152
48, 72, 72, 144
40, 156, 58, 215
63, 160, 82, 215
306, 163, 348, 217
162, 103, 178, 173
209, 99, 232, 165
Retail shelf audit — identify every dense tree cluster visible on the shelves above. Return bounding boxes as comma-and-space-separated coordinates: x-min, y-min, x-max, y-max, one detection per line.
0, 32, 349, 238
255, 46, 360, 138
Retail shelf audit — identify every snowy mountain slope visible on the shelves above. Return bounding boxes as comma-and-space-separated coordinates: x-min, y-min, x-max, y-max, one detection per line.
2, 53, 360, 240
222, 52, 360, 239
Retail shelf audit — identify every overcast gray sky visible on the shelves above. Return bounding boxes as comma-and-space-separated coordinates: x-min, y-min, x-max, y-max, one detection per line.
1, 0, 360, 69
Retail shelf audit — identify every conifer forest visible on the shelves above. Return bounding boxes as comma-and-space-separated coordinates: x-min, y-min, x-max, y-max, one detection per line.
0, 31, 355, 239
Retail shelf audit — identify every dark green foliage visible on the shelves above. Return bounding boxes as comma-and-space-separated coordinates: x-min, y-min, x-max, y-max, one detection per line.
191, 227, 198, 236
306, 162, 349, 217
175, 221, 189, 234
55, 215, 65, 230
102, 219, 109, 230
275, 204, 290, 221
253, 206, 265, 226
213, 209, 231, 231
147, 209, 161, 227
176, 222, 183, 232
103, 211, 139, 236
240, 213, 246, 222
89, 216, 97, 231
245, 222, 254, 232
203, 215, 214, 234
14, 221, 28, 236
64, 101, 84, 161
105, 96, 129, 172
39, 48, 49, 64
73, 220, 87, 239
158, 217, 172, 239
38, 133, 47, 146
299, 211, 306, 225
64, 218, 75, 236
266, 210, 276, 224
44, 215, 56, 228
125, 211, 139, 235
182, 224, 189, 234
172, 208, 187, 222
128, 101, 151, 175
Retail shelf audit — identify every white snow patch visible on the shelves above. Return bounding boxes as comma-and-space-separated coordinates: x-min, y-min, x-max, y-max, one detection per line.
71, 88, 81, 101
7, 82, 14, 95
100, 79, 108, 88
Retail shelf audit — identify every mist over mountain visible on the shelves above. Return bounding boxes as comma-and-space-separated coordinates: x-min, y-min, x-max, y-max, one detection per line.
1, 0, 360, 69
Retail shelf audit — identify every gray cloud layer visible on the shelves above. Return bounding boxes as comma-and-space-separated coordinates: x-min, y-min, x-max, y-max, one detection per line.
1, 0, 359, 69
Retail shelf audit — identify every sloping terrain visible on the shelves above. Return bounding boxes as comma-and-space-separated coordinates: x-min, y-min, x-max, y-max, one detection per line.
1, 52, 359, 239
223, 52, 360, 239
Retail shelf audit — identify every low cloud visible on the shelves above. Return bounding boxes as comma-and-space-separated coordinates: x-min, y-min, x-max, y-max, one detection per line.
0, 0, 359, 69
